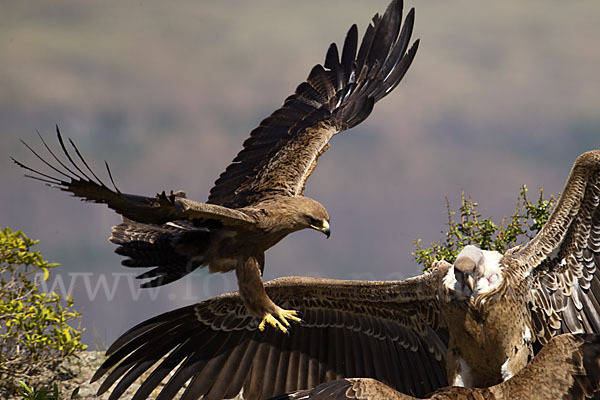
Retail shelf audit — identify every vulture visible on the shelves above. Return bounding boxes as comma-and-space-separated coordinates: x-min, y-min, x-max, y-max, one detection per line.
12, 0, 419, 332
88, 150, 600, 399
274, 333, 600, 400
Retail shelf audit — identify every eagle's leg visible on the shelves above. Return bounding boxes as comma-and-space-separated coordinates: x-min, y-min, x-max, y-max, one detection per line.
236, 256, 301, 333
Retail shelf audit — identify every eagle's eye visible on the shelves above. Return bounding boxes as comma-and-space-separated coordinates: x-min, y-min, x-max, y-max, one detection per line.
307, 216, 319, 226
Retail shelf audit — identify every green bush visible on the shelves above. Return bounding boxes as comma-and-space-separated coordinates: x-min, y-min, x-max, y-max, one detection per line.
0, 227, 86, 393
16, 381, 79, 400
17, 382, 58, 400
413, 185, 555, 271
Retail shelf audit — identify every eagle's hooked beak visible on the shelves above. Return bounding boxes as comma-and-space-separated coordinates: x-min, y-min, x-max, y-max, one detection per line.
311, 220, 331, 238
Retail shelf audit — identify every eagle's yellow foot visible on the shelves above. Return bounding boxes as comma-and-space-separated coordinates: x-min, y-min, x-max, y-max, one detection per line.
258, 308, 301, 333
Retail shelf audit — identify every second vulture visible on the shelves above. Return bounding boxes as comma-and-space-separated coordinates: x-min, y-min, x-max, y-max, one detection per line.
275, 333, 600, 400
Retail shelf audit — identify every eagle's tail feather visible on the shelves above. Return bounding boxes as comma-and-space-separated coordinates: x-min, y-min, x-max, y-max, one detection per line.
110, 219, 209, 287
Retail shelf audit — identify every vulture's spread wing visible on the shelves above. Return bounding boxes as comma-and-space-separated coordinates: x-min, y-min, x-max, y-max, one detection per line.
207, 0, 418, 208
276, 334, 600, 400
505, 150, 600, 343
92, 266, 450, 400
12, 128, 257, 227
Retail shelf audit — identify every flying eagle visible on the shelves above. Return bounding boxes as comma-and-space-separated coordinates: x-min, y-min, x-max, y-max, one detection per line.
275, 333, 600, 400
13, 0, 419, 332
89, 150, 600, 399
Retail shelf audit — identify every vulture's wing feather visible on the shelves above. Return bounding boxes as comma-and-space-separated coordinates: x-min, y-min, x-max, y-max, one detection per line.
483, 333, 600, 400
504, 150, 600, 344
13, 127, 257, 227
208, 0, 418, 208
271, 378, 409, 400
275, 334, 600, 400
92, 266, 450, 400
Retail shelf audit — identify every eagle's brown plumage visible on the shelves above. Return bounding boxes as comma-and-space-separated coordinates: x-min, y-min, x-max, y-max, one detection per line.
275, 333, 600, 400
89, 150, 600, 399
12, 0, 419, 331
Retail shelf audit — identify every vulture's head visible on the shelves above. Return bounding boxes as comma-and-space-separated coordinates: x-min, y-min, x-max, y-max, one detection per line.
454, 245, 484, 296
448, 245, 503, 299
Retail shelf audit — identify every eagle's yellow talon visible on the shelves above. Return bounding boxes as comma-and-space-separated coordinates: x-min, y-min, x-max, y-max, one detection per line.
259, 314, 287, 333
257, 308, 300, 333
279, 309, 301, 325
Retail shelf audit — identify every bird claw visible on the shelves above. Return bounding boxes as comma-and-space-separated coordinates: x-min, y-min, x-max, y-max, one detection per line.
258, 308, 302, 333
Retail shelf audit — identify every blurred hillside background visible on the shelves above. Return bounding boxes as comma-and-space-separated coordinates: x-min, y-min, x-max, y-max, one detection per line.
2, 0, 599, 346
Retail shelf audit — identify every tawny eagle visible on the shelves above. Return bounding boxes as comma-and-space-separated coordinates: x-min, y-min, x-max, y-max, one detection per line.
275, 333, 600, 400
90, 150, 600, 399
13, 0, 419, 332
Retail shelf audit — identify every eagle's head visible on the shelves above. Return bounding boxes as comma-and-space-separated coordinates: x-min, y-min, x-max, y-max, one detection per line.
302, 199, 330, 238
271, 197, 330, 238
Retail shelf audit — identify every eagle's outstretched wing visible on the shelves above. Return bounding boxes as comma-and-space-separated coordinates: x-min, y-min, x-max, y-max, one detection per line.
11, 128, 258, 227
275, 334, 600, 400
207, 0, 419, 208
504, 150, 600, 343
92, 266, 450, 400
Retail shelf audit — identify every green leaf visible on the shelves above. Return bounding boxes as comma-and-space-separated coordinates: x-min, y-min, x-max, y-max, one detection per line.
17, 380, 34, 394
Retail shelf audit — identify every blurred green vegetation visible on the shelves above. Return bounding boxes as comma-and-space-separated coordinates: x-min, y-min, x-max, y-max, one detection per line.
0, 228, 86, 395
16, 381, 79, 400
